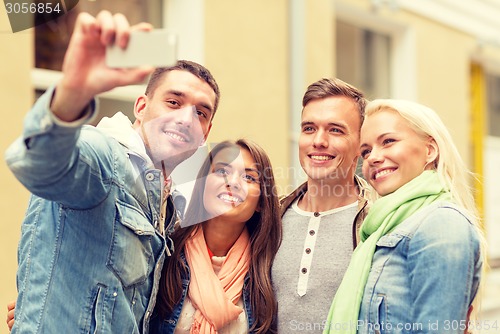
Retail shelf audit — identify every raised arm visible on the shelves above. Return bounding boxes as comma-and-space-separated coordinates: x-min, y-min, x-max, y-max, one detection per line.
5, 11, 154, 207
52, 10, 153, 121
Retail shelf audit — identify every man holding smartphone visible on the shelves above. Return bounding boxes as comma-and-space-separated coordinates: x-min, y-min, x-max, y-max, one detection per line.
5, 10, 219, 334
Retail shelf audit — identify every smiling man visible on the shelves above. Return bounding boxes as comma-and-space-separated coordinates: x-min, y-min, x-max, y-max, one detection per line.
272, 78, 370, 333
5, 11, 219, 334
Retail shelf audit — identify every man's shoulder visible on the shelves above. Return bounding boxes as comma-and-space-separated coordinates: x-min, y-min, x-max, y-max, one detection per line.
279, 182, 307, 217
279, 177, 370, 209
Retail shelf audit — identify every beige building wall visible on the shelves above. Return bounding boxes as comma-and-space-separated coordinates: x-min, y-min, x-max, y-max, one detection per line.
0, 12, 32, 333
204, 0, 290, 192
337, 0, 478, 165
305, 1, 335, 83
205, 0, 334, 193
406, 13, 476, 166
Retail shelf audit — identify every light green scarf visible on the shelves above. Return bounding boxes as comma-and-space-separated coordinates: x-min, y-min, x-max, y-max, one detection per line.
323, 171, 452, 334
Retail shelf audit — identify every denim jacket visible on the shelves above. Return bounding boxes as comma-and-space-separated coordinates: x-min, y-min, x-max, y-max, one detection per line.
357, 202, 482, 334
5, 88, 179, 334
149, 252, 255, 333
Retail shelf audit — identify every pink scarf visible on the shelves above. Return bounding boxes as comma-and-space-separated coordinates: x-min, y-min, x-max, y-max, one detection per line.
185, 226, 251, 334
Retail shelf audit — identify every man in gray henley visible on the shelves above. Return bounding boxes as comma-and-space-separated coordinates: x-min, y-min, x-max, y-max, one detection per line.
272, 78, 370, 333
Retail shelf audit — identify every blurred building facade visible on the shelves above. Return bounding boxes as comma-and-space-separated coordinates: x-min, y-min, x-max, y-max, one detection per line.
1, 0, 500, 331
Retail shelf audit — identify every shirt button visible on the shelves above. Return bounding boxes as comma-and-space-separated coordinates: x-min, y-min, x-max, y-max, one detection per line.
314, 212, 320, 217
301, 268, 307, 274
309, 230, 315, 236
305, 248, 311, 254
113, 292, 117, 297
146, 173, 154, 181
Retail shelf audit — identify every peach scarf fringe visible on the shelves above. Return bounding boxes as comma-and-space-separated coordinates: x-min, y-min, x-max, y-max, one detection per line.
185, 227, 251, 334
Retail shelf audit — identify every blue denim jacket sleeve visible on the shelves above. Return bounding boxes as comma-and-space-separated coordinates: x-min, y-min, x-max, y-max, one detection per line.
4, 86, 107, 209
408, 206, 482, 327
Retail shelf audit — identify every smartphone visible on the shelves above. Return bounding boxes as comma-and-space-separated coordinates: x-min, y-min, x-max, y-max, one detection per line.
106, 29, 177, 68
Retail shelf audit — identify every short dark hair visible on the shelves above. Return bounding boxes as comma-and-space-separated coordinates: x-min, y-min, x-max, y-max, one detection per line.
302, 78, 367, 126
145, 60, 221, 114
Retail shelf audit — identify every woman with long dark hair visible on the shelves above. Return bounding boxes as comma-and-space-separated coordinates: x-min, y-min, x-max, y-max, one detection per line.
151, 139, 282, 334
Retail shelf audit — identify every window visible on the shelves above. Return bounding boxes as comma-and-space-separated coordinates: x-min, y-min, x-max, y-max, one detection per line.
484, 72, 500, 261
32, 0, 164, 124
336, 19, 392, 177
486, 73, 500, 137
336, 19, 391, 100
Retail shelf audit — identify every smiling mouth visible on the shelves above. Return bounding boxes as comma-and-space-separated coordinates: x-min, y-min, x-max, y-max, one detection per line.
218, 193, 243, 204
309, 155, 335, 161
165, 131, 189, 143
373, 168, 396, 180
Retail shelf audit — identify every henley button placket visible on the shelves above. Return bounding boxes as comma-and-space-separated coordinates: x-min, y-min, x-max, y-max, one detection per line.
297, 214, 321, 296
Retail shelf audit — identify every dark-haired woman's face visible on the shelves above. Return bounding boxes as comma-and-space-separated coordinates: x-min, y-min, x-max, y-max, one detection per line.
203, 147, 261, 224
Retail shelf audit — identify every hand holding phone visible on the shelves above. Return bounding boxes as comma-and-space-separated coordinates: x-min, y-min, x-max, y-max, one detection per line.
106, 29, 177, 68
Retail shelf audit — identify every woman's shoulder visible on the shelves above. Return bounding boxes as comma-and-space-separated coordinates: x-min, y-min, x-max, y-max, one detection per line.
394, 202, 475, 239
419, 202, 472, 226
410, 202, 479, 244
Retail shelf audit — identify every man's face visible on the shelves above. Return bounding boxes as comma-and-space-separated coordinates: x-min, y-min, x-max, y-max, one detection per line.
134, 70, 216, 170
298, 96, 361, 183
